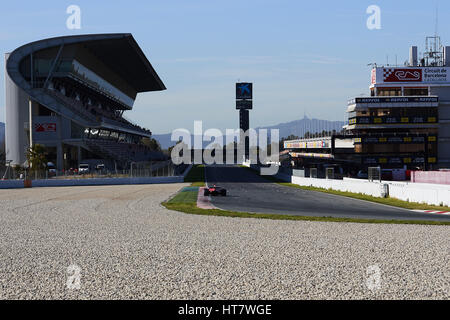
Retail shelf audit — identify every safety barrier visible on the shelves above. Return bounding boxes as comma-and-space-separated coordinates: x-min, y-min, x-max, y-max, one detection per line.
387, 181, 450, 207
411, 170, 450, 185
278, 174, 388, 198
0, 164, 194, 189
0, 176, 185, 189
0, 180, 25, 189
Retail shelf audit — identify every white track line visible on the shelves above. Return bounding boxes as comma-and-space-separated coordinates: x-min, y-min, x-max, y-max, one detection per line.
412, 209, 450, 215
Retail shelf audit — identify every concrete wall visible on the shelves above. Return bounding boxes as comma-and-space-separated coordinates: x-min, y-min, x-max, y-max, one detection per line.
0, 176, 184, 189
31, 176, 184, 187
411, 170, 450, 184
388, 181, 450, 206
276, 173, 388, 198
5, 53, 30, 166
0, 180, 26, 189
278, 167, 307, 177
245, 162, 387, 197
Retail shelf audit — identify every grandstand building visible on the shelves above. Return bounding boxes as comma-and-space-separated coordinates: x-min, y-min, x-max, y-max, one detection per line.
284, 36, 450, 171
4, 34, 166, 171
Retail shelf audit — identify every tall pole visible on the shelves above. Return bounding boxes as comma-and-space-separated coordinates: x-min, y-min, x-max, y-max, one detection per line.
28, 99, 33, 149
236, 82, 253, 162
239, 109, 249, 159
29, 50, 33, 162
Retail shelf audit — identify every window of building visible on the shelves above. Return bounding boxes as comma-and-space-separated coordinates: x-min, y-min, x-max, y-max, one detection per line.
71, 121, 84, 139
404, 88, 428, 96
377, 87, 401, 96
377, 109, 391, 116
38, 104, 55, 116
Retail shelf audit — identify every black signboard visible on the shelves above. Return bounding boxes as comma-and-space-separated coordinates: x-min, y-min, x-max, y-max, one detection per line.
350, 116, 438, 125
365, 137, 379, 143
389, 158, 402, 164
386, 137, 403, 143
355, 135, 432, 144
236, 100, 253, 110
348, 96, 438, 105
362, 156, 428, 164
236, 83, 252, 100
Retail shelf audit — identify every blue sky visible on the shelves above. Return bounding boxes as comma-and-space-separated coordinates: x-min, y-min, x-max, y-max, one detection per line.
0, 0, 448, 133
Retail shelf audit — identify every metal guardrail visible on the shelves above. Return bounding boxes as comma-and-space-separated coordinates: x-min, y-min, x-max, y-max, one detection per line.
368, 167, 381, 182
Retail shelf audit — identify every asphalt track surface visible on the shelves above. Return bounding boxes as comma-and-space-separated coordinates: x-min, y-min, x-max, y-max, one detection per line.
205, 165, 450, 222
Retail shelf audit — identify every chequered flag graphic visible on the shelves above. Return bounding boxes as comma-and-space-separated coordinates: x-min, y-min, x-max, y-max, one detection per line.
383, 68, 394, 80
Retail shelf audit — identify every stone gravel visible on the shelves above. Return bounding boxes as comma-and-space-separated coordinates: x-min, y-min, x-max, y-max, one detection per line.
0, 184, 448, 299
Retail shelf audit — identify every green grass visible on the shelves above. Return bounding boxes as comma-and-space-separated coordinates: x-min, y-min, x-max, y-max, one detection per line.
242, 165, 450, 212
169, 188, 199, 203
184, 164, 205, 187
162, 200, 450, 226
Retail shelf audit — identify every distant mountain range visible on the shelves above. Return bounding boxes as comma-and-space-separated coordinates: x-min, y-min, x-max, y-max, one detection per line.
153, 117, 346, 149
256, 116, 345, 140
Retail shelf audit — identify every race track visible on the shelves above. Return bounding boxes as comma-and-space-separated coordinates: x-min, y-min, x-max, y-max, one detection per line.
205, 165, 450, 222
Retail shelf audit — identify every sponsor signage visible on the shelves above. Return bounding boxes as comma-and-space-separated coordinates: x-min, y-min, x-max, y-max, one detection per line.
236, 100, 252, 110
236, 82, 253, 110
349, 116, 437, 125
383, 68, 422, 82
354, 135, 433, 144
35, 123, 56, 132
372, 67, 450, 85
348, 96, 438, 105
289, 152, 333, 159
284, 140, 329, 149
363, 156, 430, 165
236, 83, 252, 100
371, 68, 376, 85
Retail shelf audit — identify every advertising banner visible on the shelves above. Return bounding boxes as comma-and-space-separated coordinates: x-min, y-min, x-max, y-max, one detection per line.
373, 67, 450, 84
349, 116, 437, 125
284, 140, 329, 149
35, 123, 56, 132
236, 100, 252, 110
236, 83, 252, 100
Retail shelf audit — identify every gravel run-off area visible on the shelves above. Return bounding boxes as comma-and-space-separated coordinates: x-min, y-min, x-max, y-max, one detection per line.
0, 183, 448, 299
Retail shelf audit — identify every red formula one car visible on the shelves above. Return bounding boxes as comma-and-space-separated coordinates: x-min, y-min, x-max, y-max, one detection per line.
204, 185, 227, 196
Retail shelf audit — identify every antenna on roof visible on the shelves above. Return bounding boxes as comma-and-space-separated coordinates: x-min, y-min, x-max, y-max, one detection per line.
424, 35, 443, 66
435, 2, 439, 38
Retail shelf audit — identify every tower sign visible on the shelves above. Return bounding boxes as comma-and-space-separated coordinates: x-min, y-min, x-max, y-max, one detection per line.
236, 82, 253, 159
